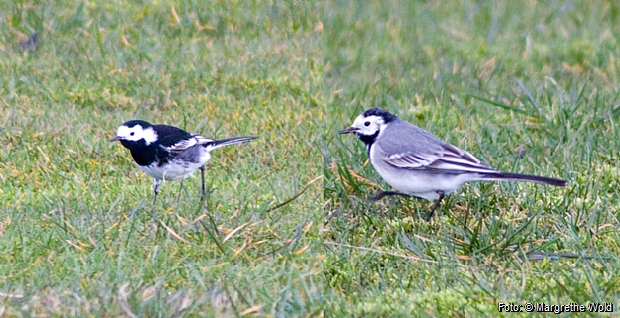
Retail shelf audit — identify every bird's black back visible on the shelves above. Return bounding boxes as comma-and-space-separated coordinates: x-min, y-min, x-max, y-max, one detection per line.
151, 124, 194, 147
121, 124, 196, 167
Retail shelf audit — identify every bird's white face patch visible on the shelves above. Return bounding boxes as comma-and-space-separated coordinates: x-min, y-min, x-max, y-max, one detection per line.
116, 125, 158, 145
350, 115, 387, 138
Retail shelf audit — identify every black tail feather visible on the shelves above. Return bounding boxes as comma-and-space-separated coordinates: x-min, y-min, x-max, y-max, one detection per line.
207, 136, 257, 150
482, 172, 568, 187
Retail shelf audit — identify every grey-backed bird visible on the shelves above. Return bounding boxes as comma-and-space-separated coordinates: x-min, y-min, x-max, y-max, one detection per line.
340, 108, 567, 221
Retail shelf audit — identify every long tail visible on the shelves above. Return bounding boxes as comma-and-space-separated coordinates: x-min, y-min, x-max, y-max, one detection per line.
480, 172, 568, 187
206, 136, 256, 151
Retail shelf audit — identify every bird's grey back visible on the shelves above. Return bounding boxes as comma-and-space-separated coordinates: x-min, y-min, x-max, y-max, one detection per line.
375, 117, 446, 156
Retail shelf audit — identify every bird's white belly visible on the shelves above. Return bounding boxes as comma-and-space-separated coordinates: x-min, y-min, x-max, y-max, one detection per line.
371, 159, 472, 201
140, 152, 211, 181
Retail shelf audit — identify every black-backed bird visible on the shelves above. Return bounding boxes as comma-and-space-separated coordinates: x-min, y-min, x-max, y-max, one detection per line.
340, 108, 568, 221
111, 120, 256, 204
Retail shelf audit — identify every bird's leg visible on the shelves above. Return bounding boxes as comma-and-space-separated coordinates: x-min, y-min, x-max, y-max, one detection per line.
369, 191, 409, 201
176, 178, 186, 203
425, 190, 445, 222
152, 179, 160, 205
200, 166, 206, 202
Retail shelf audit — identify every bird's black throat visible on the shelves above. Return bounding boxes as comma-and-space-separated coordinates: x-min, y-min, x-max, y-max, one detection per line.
120, 140, 163, 167
356, 130, 379, 146
356, 130, 379, 156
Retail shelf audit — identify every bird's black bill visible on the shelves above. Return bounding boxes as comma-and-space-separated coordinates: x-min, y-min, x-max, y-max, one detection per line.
339, 127, 359, 134
110, 136, 122, 142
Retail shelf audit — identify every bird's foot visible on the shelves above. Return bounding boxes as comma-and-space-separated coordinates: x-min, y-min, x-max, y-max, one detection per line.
424, 190, 445, 222
369, 191, 409, 201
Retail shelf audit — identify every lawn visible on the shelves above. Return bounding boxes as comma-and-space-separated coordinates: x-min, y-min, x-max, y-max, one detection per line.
0, 1, 323, 316
324, 1, 620, 316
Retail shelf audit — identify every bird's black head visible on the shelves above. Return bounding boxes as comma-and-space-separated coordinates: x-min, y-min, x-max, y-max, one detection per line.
339, 108, 397, 145
110, 120, 158, 149
361, 108, 397, 123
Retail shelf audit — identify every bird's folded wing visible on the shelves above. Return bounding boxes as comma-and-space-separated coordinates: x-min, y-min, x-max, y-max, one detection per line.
164, 135, 213, 152
384, 143, 498, 174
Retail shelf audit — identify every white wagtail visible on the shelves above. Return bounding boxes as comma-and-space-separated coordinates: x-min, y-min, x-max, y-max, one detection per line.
111, 120, 256, 204
340, 108, 568, 221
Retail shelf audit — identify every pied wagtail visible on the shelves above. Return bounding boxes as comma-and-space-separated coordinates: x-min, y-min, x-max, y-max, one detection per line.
111, 120, 256, 204
340, 108, 568, 221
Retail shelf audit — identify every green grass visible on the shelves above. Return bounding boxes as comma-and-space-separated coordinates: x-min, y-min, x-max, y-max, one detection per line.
4, 1, 620, 316
325, 0, 620, 316
0, 1, 322, 316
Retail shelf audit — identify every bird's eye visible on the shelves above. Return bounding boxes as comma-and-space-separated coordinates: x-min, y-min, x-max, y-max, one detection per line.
130, 132, 135, 136
364, 121, 370, 127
